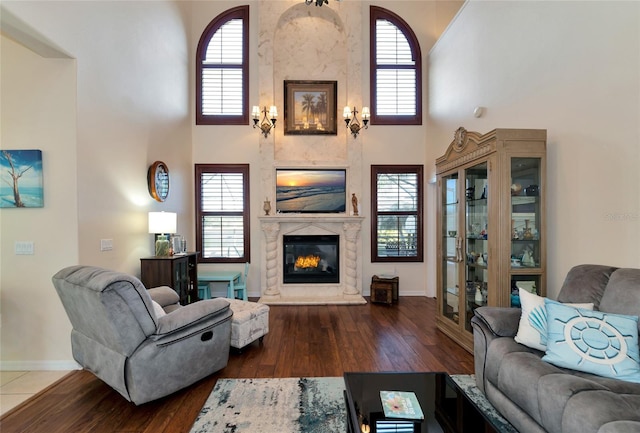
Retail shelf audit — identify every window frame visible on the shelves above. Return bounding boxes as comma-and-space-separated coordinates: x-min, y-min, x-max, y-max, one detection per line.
195, 164, 251, 264
369, 6, 422, 126
196, 5, 249, 125
371, 165, 424, 262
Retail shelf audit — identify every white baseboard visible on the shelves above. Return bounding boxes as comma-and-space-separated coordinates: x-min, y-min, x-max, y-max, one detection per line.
0, 360, 81, 371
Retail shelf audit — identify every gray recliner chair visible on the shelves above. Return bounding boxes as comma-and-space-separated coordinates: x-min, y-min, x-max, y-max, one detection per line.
52, 265, 233, 405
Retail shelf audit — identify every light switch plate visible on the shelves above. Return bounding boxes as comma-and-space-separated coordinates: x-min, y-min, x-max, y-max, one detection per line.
15, 241, 35, 255
100, 239, 113, 252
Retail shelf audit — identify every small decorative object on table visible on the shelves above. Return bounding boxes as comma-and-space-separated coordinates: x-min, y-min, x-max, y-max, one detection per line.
263, 198, 271, 216
521, 247, 536, 267
466, 186, 475, 200
510, 183, 522, 196
380, 390, 424, 420
524, 184, 539, 196
351, 193, 358, 216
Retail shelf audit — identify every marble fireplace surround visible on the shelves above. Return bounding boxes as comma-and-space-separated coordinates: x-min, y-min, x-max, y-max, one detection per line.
256, 2, 366, 305
258, 215, 366, 305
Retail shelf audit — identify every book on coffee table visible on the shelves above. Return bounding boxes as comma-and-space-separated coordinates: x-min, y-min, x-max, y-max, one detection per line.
380, 390, 424, 420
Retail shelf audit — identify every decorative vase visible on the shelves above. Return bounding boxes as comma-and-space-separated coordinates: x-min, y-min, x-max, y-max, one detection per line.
263, 199, 271, 216
155, 234, 170, 257
475, 287, 483, 304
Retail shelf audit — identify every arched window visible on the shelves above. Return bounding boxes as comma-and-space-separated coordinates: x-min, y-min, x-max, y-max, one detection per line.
196, 6, 249, 125
370, 6, 422, 125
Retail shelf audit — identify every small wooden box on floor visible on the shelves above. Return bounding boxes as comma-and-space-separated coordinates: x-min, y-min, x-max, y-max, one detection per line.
370, 275, 399, 305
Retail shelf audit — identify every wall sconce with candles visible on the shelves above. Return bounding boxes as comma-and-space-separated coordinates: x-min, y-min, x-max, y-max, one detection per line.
148, 211, 177, 257
252, 105, 278, 138
343, 106, 369, 138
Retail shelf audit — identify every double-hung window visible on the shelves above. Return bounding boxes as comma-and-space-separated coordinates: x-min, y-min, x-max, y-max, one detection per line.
371, 165, 423, 262
196, 6, 249, 125
195, 164, 250, 263
370, 6, 422, 125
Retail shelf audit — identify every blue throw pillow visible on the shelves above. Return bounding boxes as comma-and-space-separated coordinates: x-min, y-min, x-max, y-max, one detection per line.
542, 299, 640, 383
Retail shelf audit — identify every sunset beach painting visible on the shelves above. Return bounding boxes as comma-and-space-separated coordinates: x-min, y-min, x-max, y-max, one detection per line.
276, 169, 346, 213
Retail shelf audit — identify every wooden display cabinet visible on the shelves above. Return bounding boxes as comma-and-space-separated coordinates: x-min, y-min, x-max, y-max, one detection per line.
435, 128, 546, 352
140, 252, 199, 305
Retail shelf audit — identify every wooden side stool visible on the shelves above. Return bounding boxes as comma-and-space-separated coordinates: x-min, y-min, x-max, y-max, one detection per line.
370, 275, 399, 305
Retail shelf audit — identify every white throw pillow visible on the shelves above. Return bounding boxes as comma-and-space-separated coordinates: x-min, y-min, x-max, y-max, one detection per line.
151, 300, 167, 319
514, 288, 593, 351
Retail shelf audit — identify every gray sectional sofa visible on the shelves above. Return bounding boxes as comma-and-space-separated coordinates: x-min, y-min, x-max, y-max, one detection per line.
471, 264, 640, 433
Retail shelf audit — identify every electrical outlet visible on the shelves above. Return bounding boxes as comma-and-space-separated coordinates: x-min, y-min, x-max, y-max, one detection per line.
100, 239, 113, 252
15, 241, 34, 255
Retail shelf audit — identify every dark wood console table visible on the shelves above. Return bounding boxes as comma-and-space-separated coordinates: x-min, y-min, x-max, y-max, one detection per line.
140, 252, 198, 305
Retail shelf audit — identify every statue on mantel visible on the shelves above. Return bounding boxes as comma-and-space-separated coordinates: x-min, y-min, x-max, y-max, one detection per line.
263, 198, 272, 216
351, 193, 359, 216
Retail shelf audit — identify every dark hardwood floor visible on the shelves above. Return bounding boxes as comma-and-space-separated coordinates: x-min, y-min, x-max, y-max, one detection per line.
1, 297, 473, 433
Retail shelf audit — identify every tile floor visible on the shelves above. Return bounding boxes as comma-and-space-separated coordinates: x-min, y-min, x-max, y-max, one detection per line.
0, 371, 71, 416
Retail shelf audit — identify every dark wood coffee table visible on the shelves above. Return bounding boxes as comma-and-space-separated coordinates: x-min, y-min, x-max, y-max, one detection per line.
343, 372, 508, 433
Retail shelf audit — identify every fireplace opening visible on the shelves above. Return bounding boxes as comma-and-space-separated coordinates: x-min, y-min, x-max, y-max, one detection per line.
283, 235, 339, 284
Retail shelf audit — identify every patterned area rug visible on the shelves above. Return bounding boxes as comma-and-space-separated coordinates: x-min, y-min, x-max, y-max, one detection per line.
189, 377, 346, 433
189, 375, 516, 433
450, 375, 518, 433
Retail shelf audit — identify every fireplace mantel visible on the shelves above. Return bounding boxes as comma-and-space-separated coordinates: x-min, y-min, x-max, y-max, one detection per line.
258, 215, 366, 305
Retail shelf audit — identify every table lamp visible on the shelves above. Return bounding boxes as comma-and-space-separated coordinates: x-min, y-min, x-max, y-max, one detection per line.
148, 211, 177, 256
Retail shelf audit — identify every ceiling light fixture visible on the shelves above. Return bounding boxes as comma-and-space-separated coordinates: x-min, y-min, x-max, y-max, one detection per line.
305, 0, 342, 6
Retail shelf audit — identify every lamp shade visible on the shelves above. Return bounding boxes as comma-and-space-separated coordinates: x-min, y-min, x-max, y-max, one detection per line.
148, 211, 177, 234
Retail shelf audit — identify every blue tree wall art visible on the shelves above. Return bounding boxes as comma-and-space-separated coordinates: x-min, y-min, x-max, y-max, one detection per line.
0, 149, 44, 208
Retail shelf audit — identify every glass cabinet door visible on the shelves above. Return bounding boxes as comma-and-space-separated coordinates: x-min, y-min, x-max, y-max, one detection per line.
441, 173, 460, 324
510, 157, 542, 305
464, 162, 488, 331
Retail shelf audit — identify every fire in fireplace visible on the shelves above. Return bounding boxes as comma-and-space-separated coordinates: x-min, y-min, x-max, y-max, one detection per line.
283, 235, 339, 284
295, 254, 321, 269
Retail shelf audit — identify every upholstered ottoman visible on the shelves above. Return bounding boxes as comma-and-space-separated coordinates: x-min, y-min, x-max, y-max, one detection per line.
226, 299, 270, 349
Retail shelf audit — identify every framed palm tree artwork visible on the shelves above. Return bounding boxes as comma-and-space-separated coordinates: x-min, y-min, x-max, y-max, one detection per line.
284, 80, 337, 135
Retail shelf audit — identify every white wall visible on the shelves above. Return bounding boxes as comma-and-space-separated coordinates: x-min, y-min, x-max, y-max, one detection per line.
1, 1, 192, 369
0, 35, 78, 369
427, 0, 640, 299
